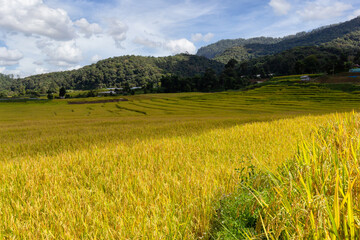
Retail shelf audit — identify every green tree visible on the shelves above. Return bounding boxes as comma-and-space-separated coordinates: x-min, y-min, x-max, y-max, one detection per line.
303, 55, 319, 73
220, 59, 238, 90
59, 87, 66, 98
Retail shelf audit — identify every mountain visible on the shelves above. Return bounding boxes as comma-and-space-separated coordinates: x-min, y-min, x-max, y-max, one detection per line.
5, 54, 224, 94
236, 45, 354, 77
323, 30, 360, 52
198, 17, 360, 63
196, 37, 282, 59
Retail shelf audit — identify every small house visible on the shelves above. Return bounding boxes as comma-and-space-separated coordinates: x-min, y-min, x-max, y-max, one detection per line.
98, 91, 116, 95
131, 87, 142, 90
300, 75, 310, 81
349, 68, 360, 73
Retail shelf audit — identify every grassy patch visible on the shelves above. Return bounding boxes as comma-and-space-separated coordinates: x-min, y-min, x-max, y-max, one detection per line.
211, 112, 360, 239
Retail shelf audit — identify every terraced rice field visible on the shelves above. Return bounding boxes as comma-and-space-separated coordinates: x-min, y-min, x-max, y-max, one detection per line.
0, 82, 360, 238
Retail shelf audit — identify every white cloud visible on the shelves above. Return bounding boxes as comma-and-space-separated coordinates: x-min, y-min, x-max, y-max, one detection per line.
0, 47, 23, 66
75, 18, 102, 38
67, 65, 82, 71
164, 39, 196, 54
191, 33, 214, 42
0, 0, 75, 40
33, 60, 44, 66
133, 37, 162, 48
133, 37, 196, 54
202, 33, 215, 42
269, 0, 291, 15
108, 20, 129, 48
348, 9, 360, 20
298, 0, 352, 21
34, 67, 48, 75
38, 40, 82, 66
91, 54, 102, 63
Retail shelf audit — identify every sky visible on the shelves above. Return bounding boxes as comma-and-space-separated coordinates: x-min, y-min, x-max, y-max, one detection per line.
0, 0, 360, 77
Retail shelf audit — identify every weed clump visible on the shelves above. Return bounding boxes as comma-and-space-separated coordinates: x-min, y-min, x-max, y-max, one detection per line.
213, 112, 360, 239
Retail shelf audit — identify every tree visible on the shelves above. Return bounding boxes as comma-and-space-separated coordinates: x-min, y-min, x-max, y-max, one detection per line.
123, 82, 131, 94
220, 59, 238, 90
59, 86, 66, 98
200, 68, 218, 91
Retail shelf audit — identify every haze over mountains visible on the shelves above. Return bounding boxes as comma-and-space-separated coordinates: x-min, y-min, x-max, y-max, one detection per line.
1, 16, 360, 95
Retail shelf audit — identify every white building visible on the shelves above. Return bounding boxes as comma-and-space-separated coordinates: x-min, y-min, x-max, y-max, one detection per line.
300, 75, 310, 81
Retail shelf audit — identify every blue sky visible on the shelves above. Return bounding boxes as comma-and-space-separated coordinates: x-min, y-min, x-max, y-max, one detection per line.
0, 0, 360, 77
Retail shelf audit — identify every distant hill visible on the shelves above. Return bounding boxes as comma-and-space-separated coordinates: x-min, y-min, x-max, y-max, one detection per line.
198, 17, 360, 63
323, 30, 360, 53
0, 74, 14, 97
6, 54, 224, 93
196, 37, 282, 59
236, 46, 353, 77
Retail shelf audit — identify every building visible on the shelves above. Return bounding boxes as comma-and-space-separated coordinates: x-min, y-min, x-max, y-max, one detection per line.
349, 68, 360, 73
300, 75, 310, 81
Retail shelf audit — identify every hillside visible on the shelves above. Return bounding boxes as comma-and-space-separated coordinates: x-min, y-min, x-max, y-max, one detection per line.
199, 17, 360, 63
196, 37, 282, 59
0, 73, 15, 97
236, 46, 350, 76
4, 54, 224, 94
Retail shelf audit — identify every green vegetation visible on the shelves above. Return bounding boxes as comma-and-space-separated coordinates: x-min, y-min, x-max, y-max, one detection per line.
212, 112, 360, 239
0, 73, 19, 97
3, 54, 223, 96
236, 46, 352, 77
160, 59, 249, 92
199, 17, 360, 64
196, 37, 282, 59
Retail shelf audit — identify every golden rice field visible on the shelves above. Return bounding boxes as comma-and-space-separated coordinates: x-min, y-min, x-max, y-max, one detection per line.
0, 83, 360, 239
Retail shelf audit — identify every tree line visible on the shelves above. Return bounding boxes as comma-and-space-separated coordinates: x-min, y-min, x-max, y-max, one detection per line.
160, 59, 249, 93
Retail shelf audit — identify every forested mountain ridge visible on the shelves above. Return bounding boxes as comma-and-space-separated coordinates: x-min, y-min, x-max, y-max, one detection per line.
196, 37, 282, 59
199, 17, 360, 63
236, 45, 358, 77
3, 54, 223, 94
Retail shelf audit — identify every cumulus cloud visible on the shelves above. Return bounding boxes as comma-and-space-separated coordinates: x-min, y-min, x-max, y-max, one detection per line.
191, 33, 214, 42
38, 40, 82, 66
269, 0, 291, 15
298, 0, 352, 21
134, 37, 196, 54
108, 20, 129, 48
164, 39, 196, 54
0, 0, 75, 40
75, 18, 103, 38
0, 47, 23, 66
